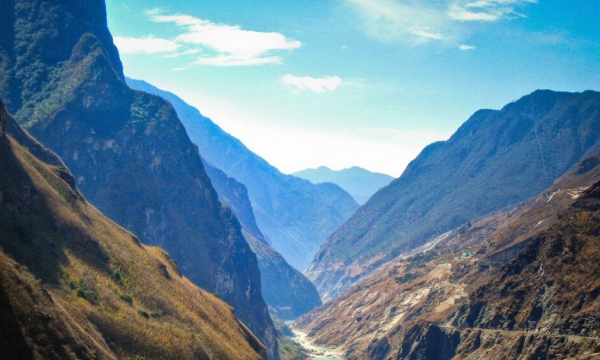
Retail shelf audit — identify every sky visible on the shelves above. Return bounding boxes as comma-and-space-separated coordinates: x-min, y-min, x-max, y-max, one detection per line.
105, 0, 600, 177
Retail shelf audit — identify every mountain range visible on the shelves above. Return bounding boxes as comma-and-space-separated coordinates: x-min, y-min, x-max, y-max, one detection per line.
2, 1, 600, 359
293, 166, 394, 205
0, 0, 277, 357
127, 78, 359, 272
297, 149, 600, 359
307, 90, 600, 301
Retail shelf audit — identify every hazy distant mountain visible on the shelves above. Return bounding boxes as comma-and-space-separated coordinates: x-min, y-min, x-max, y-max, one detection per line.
202, 159, 322, 319
313, 181, 361, 220
308, 90, 600, 301
294, 166, 394, 204
0, 1, 277, 357
127, 78, 359, 271
297, 152, 600, 359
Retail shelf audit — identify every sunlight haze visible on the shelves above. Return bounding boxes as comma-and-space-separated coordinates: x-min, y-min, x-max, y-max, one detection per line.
105, 0, 600, 176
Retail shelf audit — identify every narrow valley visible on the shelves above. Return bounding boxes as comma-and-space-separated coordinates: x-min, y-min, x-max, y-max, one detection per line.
289, 327, 344, 360
1, 1, 599, 360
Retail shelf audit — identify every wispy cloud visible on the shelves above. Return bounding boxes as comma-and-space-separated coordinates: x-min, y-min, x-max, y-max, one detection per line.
459, 44, 476, 51
344, 0, 537, 44
344, 0, 449, 43
113, 9, 301, 67
282, 75, 342, 93
448, 0, 537, 22
114, 36, 181, 54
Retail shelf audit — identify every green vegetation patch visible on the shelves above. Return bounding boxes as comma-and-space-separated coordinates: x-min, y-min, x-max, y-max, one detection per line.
394, 272, 419, 284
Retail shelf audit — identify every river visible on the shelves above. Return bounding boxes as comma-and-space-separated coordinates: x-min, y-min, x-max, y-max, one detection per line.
289, 328, 344, 360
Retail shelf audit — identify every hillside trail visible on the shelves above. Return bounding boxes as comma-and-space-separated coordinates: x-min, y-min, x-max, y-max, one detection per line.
440, 325, 600, 341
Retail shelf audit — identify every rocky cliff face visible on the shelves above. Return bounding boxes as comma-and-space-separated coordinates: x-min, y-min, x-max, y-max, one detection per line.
127, 78, 359, 271
0, 0, 124, 114
0, 114, 266, 359
296, 153, 600, 359
203, 160, 322, 319
0, 1, 277, 357
308, 90, 600, 301
395, 179, 600, 360
203, 159, 266, 241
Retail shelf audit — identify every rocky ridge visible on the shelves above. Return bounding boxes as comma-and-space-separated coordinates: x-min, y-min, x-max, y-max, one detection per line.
308, 90, 600, 301
202, 159, 322, 319
296, 153, 600, 359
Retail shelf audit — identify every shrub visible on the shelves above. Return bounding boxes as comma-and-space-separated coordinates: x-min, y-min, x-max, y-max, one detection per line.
137, 310, 149, 320
394, 272, 419, 284
150, 311, 161, 319
112, 269, 122, 283
120, 294, 133, 304
84, 290, 98, 302
76, 288, 86, 299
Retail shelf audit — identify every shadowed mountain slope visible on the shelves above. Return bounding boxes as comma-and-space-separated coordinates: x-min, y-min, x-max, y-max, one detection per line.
294, 166, 394, 205
308, 90, 600, 301
0, 116, 266, 360
203, 160, 322, 319
0, 1, 277, 357
203, 159, 265, 241
126, 78, 359, 271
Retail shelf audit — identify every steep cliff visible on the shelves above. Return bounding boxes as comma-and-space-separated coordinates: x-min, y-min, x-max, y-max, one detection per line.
309, 90, 600, 301
0, 1, 277, 357
203, 160, 322, 319
126, 78, 359, 271
0, 115, 266, 359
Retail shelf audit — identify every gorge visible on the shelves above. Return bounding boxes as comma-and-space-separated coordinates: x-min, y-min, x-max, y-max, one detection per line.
0, 1, 599, 360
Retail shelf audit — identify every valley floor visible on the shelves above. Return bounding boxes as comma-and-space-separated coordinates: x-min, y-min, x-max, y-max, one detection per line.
290, 326, 345, 360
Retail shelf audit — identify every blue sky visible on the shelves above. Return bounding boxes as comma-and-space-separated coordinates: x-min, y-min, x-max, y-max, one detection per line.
105, 0, 600, 176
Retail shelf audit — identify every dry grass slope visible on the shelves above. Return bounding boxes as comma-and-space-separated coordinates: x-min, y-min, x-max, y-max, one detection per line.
0, 125, 266, 359
297, 152, 600, 359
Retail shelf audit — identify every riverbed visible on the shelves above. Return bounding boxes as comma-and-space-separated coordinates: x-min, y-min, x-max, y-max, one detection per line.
289, 328, 344, 360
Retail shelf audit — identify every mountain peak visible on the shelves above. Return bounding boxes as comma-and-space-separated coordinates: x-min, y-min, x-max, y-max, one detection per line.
0, 0, 124, 113
308, 89, 600, 301
294, 166, 394, 205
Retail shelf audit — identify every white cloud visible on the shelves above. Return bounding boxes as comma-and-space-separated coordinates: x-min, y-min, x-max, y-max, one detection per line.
113, 36, 180, 54
197, 55, 284, 67
344, 0, 537, 43
447, 0, 537, 22
282, 75, 342, 93
459, 44, 476, 50
146, 10, 301, 66
447, 5, 501, 21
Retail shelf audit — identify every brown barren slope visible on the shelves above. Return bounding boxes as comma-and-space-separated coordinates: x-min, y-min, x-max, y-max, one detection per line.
296, 153, 600, 360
